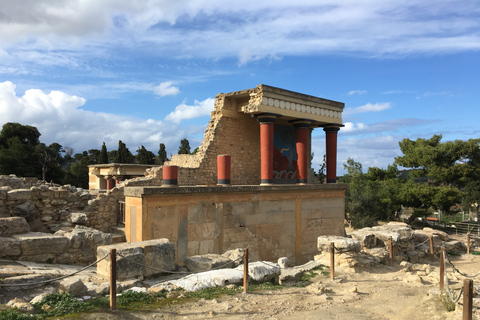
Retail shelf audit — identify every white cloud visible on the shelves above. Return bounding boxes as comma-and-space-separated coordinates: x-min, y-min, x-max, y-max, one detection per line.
342, 122, 368, 133
164, 98, 215, 123
153, 82, 180, 97
0, 0, 479, 69
343, 102, 391, 115
0, 81, 192, 154
348, 90, 367, 95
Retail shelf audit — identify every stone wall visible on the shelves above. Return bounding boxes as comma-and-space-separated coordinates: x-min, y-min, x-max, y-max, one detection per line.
0, 216, 113, 265
0, 175, 124, 233
124, 184, 347, 265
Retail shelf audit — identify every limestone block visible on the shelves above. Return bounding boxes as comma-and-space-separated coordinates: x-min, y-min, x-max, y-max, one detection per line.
184, 254, 235, 272
373, 223, 415, 241
235, 261, 280, 282
0, 189, 6, 200
0, 217, 29, 234
150, 268, 244, 293
139, 239, 175, 277
317, 235, 361, 253
222, 248, 244, 266
414, 228, 449, 242
362, 247, 389, 263
0, 236, 21, 256
350, 230, 377, 248
2, 274, 46, 289
359, 227, 401, 244
12, 200, 36, 220
7, 189, 31, 200
59, 277, 88, 296
97, 239, 175, 280
279, 268, 303, 284
443, 240, 467, 254
12, 232, 68, 255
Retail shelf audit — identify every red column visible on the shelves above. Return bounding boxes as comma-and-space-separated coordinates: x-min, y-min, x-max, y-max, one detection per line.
105, 176, 114, 190
294, 121, 311, 184
217, 155, 231, 185
324, 126, 340, 183
162, 166, 178, 187
257, 114, 277, 185
114, 176, 124, 186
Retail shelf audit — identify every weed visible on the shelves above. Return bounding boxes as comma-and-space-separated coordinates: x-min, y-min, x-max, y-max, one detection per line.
0, 309, 43, 320
32, 292, 109, 317
440, 292, 456, 312
471, 251, 480, 256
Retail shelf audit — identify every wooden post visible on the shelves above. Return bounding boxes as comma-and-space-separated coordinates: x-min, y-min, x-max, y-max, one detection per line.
430, 236, 434, 261
110, 248, 116, 310
463, 279, 473, 320
330, 242, 335, 280
439, 247, 444, 292
467, 232, 471, 255
243, 248, 248, 294
388, 236, 393, 266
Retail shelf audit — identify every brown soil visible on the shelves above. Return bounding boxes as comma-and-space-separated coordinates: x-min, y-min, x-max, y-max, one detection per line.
59, 253, 480, 320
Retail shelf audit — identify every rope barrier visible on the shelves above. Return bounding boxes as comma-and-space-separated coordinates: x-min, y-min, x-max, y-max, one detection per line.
0, 254, 109, 287
414, 238, 431, 247
443, 250, 464, 303
445, 254, 480, 278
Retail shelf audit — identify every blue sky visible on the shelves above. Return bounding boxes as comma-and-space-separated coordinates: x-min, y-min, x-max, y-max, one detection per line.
0, 0, 479, 174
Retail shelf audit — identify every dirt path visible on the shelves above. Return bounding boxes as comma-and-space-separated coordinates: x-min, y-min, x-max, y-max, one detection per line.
58, 254, 480, 320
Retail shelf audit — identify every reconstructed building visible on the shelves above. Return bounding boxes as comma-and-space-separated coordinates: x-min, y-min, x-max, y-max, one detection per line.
124, 84, 347, 264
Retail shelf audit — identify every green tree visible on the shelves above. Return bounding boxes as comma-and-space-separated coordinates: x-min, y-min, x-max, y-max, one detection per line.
395, 135, 480, 188
158, 143, 168, 165
178, 138, 191, 154
0, 122, 40, 148
115, 140, 134, 163
0, 123, 42, 178
64, 151, 90, 188
100, 142, 109, 164
136, 145, 156, 164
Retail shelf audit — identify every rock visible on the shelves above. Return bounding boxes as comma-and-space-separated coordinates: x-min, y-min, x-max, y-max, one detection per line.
0, 236, 21, 257
30, 293, 48, 304
345, 286, 358, 293
414, 228, 449, 242
443, 240, 467, 254
185, 254, 235, 272
235, 261, 280, 282
12, 200, 36, 221
124, 286, 147, 293
7, 189, 31, 201
362, 247, 389, 263
317, 236, 361, 253
306, 283, 331, 295
1, 274, 46, 289
278, 257, 289, 268
59, 277, 88, 296
0, 217, 30, 235
222, 248, 244, 266
378, 223, 415, 241
294, 260, 323, 272
149, 269, 244, 293
279, 268, 303, 284
12, 232, 69, 255
28, 219, 50, 233
70, 212, 88, 225
404, 274, 425, 286
97, 239, 175, 280
350, 230, 377, 248
6, 298, 34, 313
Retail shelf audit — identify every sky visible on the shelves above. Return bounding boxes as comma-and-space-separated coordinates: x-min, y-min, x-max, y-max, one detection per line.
0, 0, 479, 175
